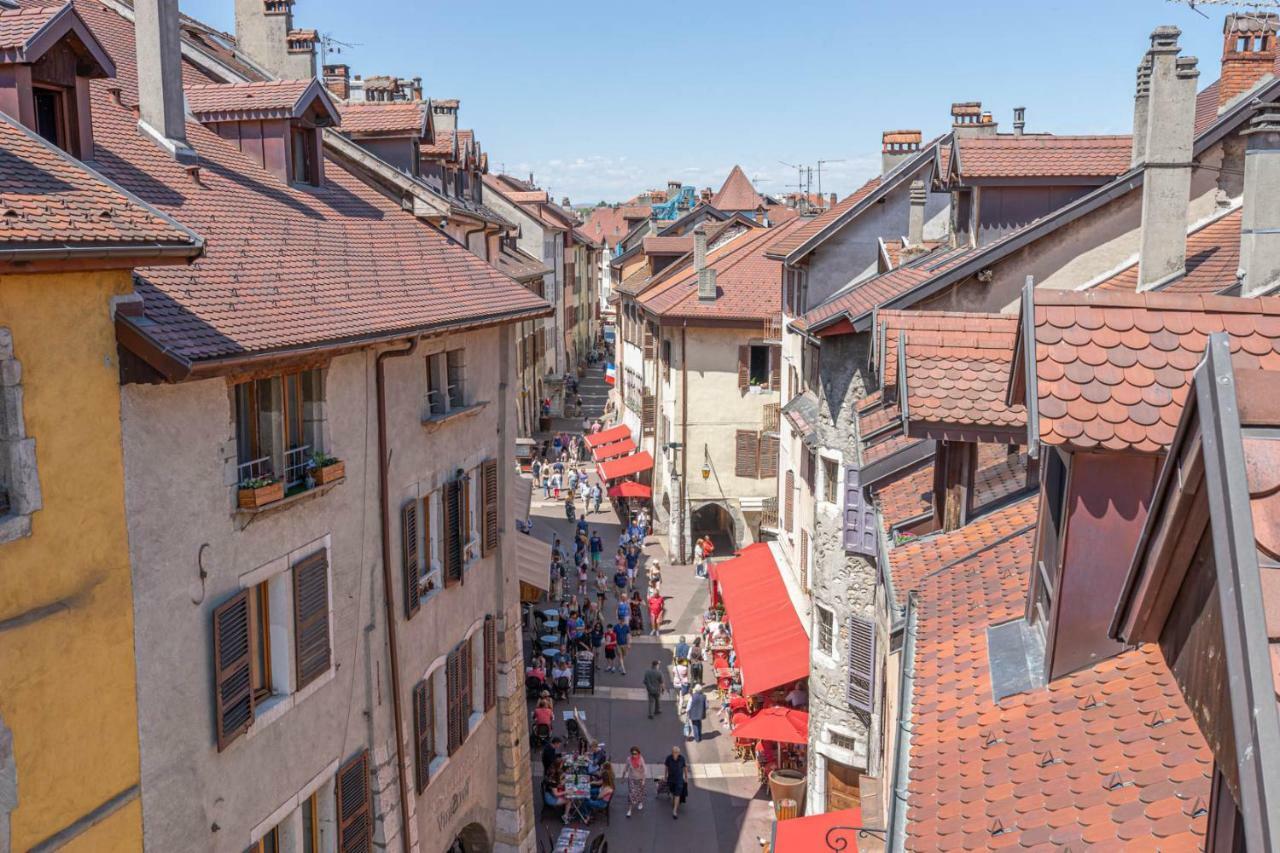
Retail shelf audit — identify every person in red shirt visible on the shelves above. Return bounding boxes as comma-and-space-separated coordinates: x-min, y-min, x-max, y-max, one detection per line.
647, 592, 665, 636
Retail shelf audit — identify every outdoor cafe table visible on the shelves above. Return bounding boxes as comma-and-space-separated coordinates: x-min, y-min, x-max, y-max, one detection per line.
554, 827, 590, 853
540, 635, 561, 651
562, 777, 593, 825
541, 608, 560, 621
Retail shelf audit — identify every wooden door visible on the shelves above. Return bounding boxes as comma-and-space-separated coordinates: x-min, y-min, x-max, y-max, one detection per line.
826, 758, 862, 811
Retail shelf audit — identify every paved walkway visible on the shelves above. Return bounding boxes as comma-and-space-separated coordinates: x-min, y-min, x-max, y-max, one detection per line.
523, 365, 774, 853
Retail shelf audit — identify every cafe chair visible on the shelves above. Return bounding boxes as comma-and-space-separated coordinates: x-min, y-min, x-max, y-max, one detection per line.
531, 722, 552, 749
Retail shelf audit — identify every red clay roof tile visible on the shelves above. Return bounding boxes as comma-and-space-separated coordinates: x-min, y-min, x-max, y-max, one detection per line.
766, 175, 881, 260
1093, 207, 1240, 295
955, 135, 1132, 180
336, 101, 427, 136
709, 164, 764, 212
184, 79, 328, 122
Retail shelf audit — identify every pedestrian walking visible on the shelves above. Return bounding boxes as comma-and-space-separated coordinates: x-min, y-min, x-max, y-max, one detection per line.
603, 625, 618, 672
672, 659, 690, 713
664, 747, 689, 819
643, 660, 665, 718
647, 591, 665, 636
623, 747, 646, 817
589, 531, 603, 569
687, 689, 707, 743
689, 638, 705, 686
613, 562, 628, 599
614, 620, 630, 675
590, 482, 602, 515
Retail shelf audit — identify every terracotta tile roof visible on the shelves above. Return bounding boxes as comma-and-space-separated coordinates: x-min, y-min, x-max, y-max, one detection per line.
0, 112, 200, 252
972, 445, 1031, 508
493, 244, 549, 282
863, 430, 919, 468
421, 128, 453, 157
874, 461, 934, 533
901, 314, 1025, 434
954, 135, 1132, 179
905, 525, 1212, 850
41, 0, 547, 366
859, 400, 900, 436
805, 246, 972, 332
642, 235, 692, 255
636, 218, 802, 322
1093, 207, 1241, 295
433, 98, 459, 109
1026, 291, 1280, 453
0, 3, 61, 53
184, 79, 333, 123
1194, 81, 1221, 137
709, 164, 764, 212
336, 101, 427, 136
581, 204, 650, 249
765, 175, 881, 260
857, 388, 884, 414
878, 309, 1015, 390
888, 493, 1037, 607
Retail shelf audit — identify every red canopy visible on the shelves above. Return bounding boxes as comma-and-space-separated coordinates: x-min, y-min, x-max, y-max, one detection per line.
731, 706, 808, 744
608, 481, 651, 499
592, 438, 637, 462
597, 451, 654, 481
772, 808, 862, 852
714, 543, 809, 695
584, 424, 630, 448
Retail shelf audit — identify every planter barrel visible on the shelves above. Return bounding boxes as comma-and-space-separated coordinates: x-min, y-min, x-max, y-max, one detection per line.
238, 481, 284, 509
768, 768, 806, 813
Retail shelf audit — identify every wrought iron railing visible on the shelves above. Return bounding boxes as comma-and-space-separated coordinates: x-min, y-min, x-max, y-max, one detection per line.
762, 402, 781, 434
824, 825, 887, 851
284, 444, 312, 489
237, 454, 274, 485
760, 496, 779, 532
763, 317, 783, 342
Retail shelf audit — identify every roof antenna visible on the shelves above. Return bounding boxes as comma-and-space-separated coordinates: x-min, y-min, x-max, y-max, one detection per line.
318, 33, 360, 69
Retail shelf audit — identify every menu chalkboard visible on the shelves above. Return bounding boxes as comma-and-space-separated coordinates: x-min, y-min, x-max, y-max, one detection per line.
573, 656, 595, 693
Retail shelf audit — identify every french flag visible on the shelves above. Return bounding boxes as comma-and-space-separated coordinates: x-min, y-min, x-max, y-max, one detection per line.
604, 363, 616, 385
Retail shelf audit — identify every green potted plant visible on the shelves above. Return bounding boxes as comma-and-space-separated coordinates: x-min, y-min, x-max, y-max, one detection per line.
310, 451, 345, 485
238, 475, 283, 509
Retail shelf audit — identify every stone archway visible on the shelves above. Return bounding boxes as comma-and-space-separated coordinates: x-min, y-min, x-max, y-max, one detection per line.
447, 822, 490, 853
690, 501, 737, 554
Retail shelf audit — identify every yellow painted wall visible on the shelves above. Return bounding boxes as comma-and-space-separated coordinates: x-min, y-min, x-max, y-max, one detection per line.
0, 269, 142, 851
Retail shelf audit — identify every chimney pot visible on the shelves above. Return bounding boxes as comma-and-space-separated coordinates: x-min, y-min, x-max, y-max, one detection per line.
1132, 55, 1154, 166
1218, 13, 1279, 113
1013, 106, 1026, 136
881, 129, 922, 174
906, 180, 927, 253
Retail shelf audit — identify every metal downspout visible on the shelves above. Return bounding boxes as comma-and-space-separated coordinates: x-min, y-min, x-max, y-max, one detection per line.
680, 322, 689, 563
887, 591, 918, 853
376, 337, 418, 853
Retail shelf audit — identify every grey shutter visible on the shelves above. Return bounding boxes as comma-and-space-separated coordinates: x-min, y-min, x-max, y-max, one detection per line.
293, 549, 332, 690
444, 479, 463, 587
336, 750, 372, 853
847, 614, 875, 712
212, 589, 254, 751
413, 679, 434, 793
843, 465, 876, 556
402, 500, 421, 618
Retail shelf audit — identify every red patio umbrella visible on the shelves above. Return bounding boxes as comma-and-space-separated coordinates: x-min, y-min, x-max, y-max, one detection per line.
730, 706, 808, 744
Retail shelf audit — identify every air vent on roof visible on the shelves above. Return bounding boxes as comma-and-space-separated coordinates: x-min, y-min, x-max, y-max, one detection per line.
986, 617, 1045, 702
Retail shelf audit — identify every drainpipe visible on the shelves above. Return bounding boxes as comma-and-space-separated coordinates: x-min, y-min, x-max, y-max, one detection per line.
680, 322, 689, 563
886, 592, 918, 853
376, 337, 418, 853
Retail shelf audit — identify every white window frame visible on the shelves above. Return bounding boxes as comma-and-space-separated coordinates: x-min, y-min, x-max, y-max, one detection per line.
421, 656, 450, 781
465, 622, 485, 733
818, 452, 843, 513
425, 348, 467, 419
815, 604, 836, 660
464, 470, 480, 569
423, 489, 443, 600
249, 759, 340, 851
240, 534, 336, 736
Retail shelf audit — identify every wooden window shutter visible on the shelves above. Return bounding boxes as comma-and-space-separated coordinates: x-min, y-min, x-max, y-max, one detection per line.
335, 750, 372, 853
212, 589, 255, 751
460, 638, 473, 723
483, 615, 497, 712
643, 325, 655, 359
444, 479, 463, 587
759, 434, 779, 478
462, 474, 472, 552
800, 529, 809, 591
785, 471, 795, 533
481, 459, 499, 557
847, 615, 876, 712
402, 500, 421, 619
292, 549, 332, 691
446, 648, 462, 754
642, 395, 656, 434
413, 679, 434, 794
844, 466, 876, 556
769, 346, 781, 391
735, 430, 759, 478
737, 345, 749, 392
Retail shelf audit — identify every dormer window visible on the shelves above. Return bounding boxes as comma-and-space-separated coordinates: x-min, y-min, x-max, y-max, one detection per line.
0, 4, 116, 158
290, 123, 318, 185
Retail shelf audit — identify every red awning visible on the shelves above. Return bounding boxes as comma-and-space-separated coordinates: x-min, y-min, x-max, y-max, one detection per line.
608, 481, 651, 499
593, 438, 637, 462
731, 706, 808, 744
714, 543, 808, 695
772, 808, 862, 852
584, 424, 630, 448
597, 451, 654, 481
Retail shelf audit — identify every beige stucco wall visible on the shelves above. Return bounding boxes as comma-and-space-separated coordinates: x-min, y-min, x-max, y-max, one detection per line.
120, 326, 516, 853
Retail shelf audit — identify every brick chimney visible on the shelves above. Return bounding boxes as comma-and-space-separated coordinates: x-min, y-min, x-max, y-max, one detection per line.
1219, 13, 1279, 113
1132, 54, 1153, 166
695, 226, 716, 300
1239, 102, 1280, 296
323, 63, 350, 99
134, 0, 197, 164
1137, 27, 1199, 291
951, 102, 997, 137
882, 129, 921, 174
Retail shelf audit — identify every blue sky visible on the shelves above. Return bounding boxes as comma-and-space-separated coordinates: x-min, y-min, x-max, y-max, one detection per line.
180, 0, 1229, 204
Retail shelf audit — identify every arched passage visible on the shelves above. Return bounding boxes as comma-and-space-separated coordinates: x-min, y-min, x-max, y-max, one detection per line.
447, 822, 489, 853
691, 501, 735, 555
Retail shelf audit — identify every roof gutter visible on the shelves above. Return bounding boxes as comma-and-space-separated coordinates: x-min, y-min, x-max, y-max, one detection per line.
0, 241, 203, 265
886, 591, 918, 853
119, 303, 552, 383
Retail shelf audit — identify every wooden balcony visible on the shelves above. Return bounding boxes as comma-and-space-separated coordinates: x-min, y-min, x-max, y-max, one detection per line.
762, 402, 781, 434
763, 317, 783, 343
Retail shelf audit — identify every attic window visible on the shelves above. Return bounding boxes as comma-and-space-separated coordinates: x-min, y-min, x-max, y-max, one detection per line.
290, 126, 318, 186
32, 87, 67, 150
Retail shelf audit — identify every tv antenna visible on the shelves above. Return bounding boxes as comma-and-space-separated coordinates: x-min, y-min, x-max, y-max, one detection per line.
817, 159, 845, 202
318, 33, 361, 69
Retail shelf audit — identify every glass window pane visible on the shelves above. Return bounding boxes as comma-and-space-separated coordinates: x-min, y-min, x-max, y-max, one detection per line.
302, 793, 316, 853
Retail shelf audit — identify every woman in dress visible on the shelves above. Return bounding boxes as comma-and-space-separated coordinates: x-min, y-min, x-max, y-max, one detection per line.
623, 746, 647, 818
